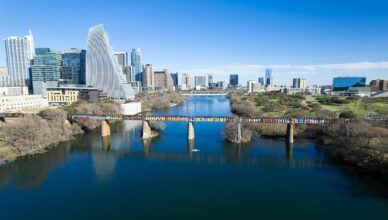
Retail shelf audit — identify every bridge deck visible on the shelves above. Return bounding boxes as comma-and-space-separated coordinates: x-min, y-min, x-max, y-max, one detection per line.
70, 115, 388, 125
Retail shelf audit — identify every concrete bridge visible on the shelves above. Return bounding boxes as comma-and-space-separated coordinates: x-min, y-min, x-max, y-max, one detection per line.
70, 114, 388, 144
182, 91, 227, 96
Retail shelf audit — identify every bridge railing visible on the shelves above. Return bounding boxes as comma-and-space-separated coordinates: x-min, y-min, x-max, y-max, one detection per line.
68, 115, 388, 125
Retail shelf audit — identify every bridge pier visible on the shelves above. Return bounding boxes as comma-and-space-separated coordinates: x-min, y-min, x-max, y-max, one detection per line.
142, 120, 152, 139
237, 122, 242, 143
286, 123, 294, 144
188, 122, 195, 140
101, 120, 111, 137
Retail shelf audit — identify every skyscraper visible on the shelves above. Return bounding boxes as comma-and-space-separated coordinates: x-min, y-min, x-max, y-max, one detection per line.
194, 76, 207, 87
4, 29, 35, 87
154, 69, 174, 91
86, 24, 134, 100
31, 48, 62, 96
61, 48, 86, 84
131, 48, 143, 83
258, 77, 264, 85
170, 72, 179, 87
114, 52, 128, 66
265, 69, 273, 86
180, 73, 193, 90
142, 64, 154, 89
292, 78, 307, 89
229, 74, 238, 86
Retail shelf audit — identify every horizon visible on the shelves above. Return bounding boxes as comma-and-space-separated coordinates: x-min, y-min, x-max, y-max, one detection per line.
1, 0, 388, 86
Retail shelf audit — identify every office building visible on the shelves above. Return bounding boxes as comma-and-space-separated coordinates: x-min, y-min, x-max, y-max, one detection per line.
142, 64, 154, 89
265, 69, 273, 86
4, 29, 35, 87
47, 86, 103, 103
229, 74, 238, 86
86, 24, 135, 100
170, 72, 178, 87
61, 48, 86, 84
180, 73, 193, 90
131, 48, 143, 83
47, 90, 79, 105
216, 81, 227, 90
195, 76, 207, 87
0, 95, 48, 113
0, 67, 8, 87
154, 69, 174, 91
258, 77, 264, 85
31, 48, 62, 96
283, 87, 322, 95
123, 65, 134, 82
292, 78, 307, 89
332, 77, 366, 91
114, 52, 128, 66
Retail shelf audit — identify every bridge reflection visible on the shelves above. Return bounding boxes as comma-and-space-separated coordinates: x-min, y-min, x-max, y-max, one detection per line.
96, 137, 324, 169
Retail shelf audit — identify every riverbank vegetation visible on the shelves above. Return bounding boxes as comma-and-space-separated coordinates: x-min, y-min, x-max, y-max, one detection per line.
0, 100, 122, 164
135, 92, 185, 111
226, 92, 388, 174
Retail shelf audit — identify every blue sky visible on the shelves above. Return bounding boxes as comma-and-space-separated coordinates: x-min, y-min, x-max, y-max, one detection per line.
1, 0, 388, 85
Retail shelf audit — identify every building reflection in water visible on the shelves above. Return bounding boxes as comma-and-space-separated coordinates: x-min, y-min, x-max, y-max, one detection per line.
187, 139, 194, 159
101, 136, 111, 152
286, 142, 293, 165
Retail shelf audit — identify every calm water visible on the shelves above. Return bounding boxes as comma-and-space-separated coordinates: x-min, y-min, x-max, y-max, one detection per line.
0, 96, 387, 219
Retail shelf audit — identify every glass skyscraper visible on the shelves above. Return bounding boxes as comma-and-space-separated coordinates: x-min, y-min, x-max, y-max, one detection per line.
31, 48, 62, 96
61, 48, 86, 84
265, 68, 273, 86
333, 77, 366, 91
86, 24, 134, 100
229, 74, 238, 86
131, 48, 143, 83
4, 29, 35, 87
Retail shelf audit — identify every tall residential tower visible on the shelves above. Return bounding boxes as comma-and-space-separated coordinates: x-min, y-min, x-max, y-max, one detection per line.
4, 29, 35, 87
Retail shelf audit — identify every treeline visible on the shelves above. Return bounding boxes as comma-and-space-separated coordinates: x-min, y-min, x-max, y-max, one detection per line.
135, 92, 185, 111
0, 100, 122, 164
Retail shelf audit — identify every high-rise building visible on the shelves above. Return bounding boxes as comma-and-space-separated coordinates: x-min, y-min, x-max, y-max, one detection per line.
154, 69, 174, 91
61, 48, 86, 85
332, 77, 366, 91
142, 64, 154, 89
208, 73, 214, 84
229, 74, 238, 86
247, 80, 264, 93
31, 48, 62, 96
265, 69, 273, 86
170, 72, 178, 87
258, 77, 264, 85
123, 65, 134, 83
131, 48, 143, 83
4, 29, 35, 87
292, 78, 307, 89
195, 76, 207, 87
180, 73, 193, 90
86, 24, 134, 100
216, 81, 227, 90
114, 52, 128, 66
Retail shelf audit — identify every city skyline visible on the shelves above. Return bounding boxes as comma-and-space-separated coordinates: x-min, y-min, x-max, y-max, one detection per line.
1, 0, 388, 85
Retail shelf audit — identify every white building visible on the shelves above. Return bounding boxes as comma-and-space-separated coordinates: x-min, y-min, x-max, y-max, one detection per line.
0, 95, 48, 113
283, 87, 322, 95
180, 73, 193, 90
4, 29, 35, 87
247, 80, 265, 93
0, 86, 29, 96
121, 102, 142, 115
194, 76, 207, 87
86, 24, 135, 100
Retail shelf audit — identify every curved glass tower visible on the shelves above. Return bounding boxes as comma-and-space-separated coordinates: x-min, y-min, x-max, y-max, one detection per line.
86, 24, 134, 100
